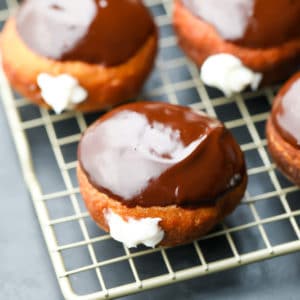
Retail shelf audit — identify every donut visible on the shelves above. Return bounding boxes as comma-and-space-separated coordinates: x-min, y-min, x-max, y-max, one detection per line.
267, 73, 300, 186
173, 0, 300, 94
77, 102, 247, 247
1, 0, 158, 113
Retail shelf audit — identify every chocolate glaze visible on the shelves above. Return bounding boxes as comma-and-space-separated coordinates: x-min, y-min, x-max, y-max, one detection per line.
182, 0, 300, 48
273, 73, 300, 148
16, 0, 155, 66
78, 102, 245, 208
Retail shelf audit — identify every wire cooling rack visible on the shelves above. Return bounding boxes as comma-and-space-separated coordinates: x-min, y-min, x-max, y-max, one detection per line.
2, 0, 300, 299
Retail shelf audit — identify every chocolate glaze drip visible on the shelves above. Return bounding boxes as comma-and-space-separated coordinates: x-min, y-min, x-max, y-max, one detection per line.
273, 74, 300, 148
78, 102, 245, 208
182, 0, 300, 48
16, 0, 155, 66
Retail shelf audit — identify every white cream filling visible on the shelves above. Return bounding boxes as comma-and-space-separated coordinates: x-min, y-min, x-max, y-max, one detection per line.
37, 73, 88, 114
200, 54, 262, 96
104, 209, 164, 248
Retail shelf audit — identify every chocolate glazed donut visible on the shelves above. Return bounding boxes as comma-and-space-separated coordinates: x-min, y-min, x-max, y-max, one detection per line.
1, 0, 158, 112
173, 0, 300, 84
77, 102, 247, 247
267, 73, 300, 186
16, 0, 155, 66
182, 0, 300, 48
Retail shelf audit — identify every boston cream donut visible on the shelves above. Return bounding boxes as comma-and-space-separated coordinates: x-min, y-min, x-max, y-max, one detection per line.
1, 0, 157, 113
267, 73, 300, 186
173, 0, 300, 94
77, 102, 247, 247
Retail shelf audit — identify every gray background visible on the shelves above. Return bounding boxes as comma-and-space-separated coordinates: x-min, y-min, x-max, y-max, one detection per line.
1, 99, 300, 300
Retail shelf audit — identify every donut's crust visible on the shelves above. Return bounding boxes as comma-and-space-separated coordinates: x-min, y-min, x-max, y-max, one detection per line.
1, 18, 157, 112
77, 163, 247, 247
173, 0, 300, 84
267, 116, 300, 186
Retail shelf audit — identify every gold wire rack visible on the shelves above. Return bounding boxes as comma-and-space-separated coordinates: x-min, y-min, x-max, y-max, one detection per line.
2, 0, 300, 299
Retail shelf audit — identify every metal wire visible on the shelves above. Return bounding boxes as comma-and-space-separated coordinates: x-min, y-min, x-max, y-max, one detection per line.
1, 0, 300, 299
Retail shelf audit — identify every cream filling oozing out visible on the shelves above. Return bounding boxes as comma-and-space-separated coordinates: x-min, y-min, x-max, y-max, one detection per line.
37, 73, 88, 114
200, 53, 262, 96
104, 209, 164, 248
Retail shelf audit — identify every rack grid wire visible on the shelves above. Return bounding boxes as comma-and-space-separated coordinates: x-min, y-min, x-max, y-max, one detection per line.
2, 0, 300, 299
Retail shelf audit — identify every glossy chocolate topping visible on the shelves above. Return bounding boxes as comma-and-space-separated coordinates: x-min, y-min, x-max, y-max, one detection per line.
273, 73, 300, 148
16, 0, 155, 66
182, 0, 300, 48
79, 102, 245, 207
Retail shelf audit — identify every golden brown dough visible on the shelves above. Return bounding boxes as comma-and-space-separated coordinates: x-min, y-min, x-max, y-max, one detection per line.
267, 111, 300, 186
